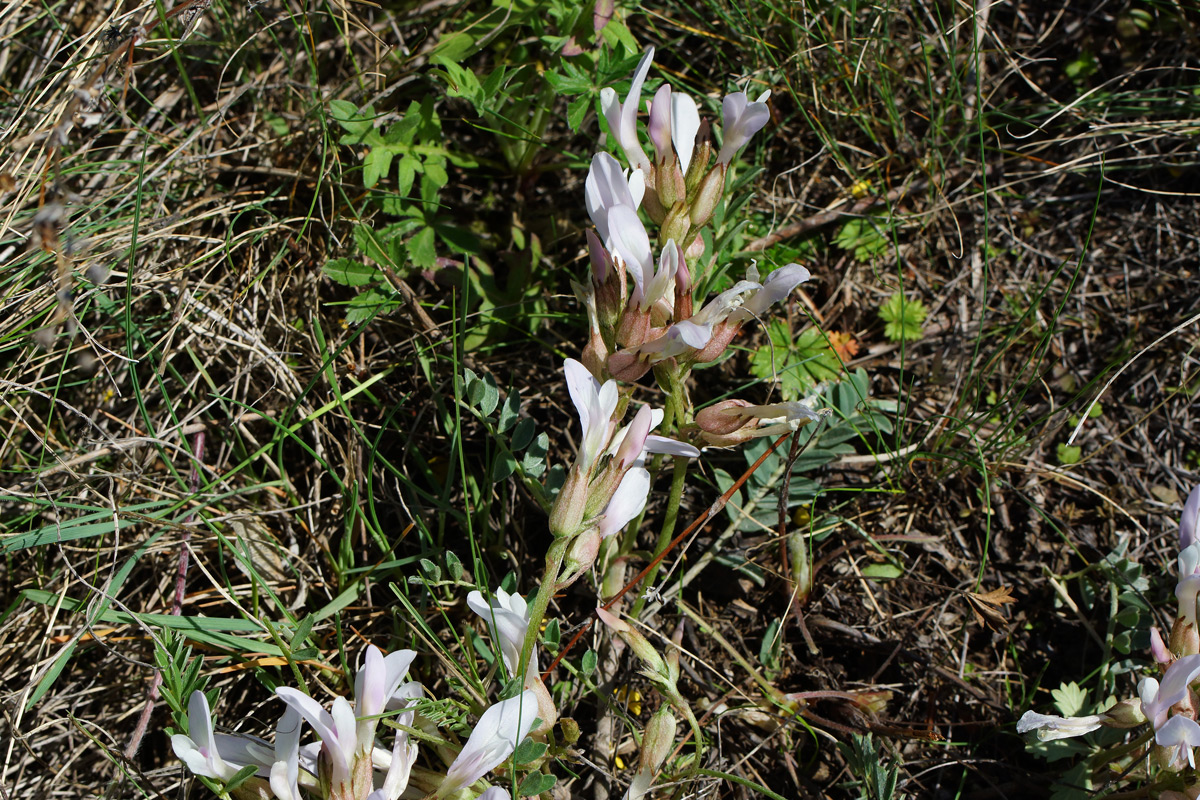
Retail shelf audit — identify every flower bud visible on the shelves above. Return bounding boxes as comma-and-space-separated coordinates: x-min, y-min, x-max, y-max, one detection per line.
638, 706, 677, 775
690, 321, 739, 364
1152, 626, 1173, 664
641, 184, 667, 224
690, 165, 726, 230
1171, 614, 1200, 658
230, 778, 273, 800
587, 230, 625, 332
527, 675, 558, 734
559, 527, 602, 588
847, 689, 892, 716
596, 607, 677, 699
608, 350, 653, 382
1104, 697, 1147, 727
695, 400, 754, 435
559, 717, 582, 744
616, 306, 651, 349
659, 202, 691, 249
550, 467, 590, 539
684, 124, 712, 194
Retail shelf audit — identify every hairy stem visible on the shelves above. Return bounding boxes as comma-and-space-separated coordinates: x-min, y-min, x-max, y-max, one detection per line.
629, 457, 688, 619
520, 537, 568, 680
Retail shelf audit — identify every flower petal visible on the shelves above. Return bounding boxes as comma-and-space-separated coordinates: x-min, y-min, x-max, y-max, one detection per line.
439, 691, 539, 797
671, 93, 700, 174
598, 467, 650, 539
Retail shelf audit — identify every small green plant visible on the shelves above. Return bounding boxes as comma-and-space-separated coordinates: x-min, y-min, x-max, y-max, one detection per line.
837, 733, 900, 800
330, 97, 480, 270
834, 215, 889, 260
878, 292, 927, 342
1056, 443, 1082, 465
749, 321, 843, 399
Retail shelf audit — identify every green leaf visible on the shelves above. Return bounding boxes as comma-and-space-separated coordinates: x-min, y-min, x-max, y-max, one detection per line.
329, 100, 372, 136
518, 773, 556, 796
396, 155, 419, 196
514, 738, 548, 764
581, 649, 597, 676
834, 215, 889, 260
543, 618, 560, 649
492, 453, 517, 482
1, 499, 174, 551
1056, 443, 1082, 465
291, 613, 316, 648
445, 551, 464, 582
323, 259, 380, 287
877, 292, 927, 342
409, 227, 438, 269
363, 147, 393, 189
497, 392, 521, 432
345, 290, 394, 325
1051, 682, 1089, 717
223, 764, 261, 795
481, 65, 508, 99
469, 373, 500, 416
522, 433, 549, 476
423, 159, 449, 191
21, 589, 287, 656
354, 225, 390, 266
567, 96, 589, 131
420, 558, 441, 581
434, 58, 486, 111
430, 30, 474, 63
749, 320, 841, 399
511, 418, 536, 451
861, 562, 903, 580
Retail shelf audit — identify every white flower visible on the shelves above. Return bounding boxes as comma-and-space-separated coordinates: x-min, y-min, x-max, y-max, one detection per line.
367, 682, 422, 800
438, 690, 539, 797
468, 588, 534, 678
564, 359, 697, 471
277, 645, 417, 799
601, 48, 655, 173
172, 690, 275, 782
1140, 655, 1200, 730
646, 83, 700, 174
354, 645, 417, 755
717, 89, 771, 165
1183, 484, 1200, 549
269, 706, 306, 800
585, 152, 645, 248
727, 262, 811, 324
1159, 715, 1200, 769
477, 788, 512, 800
670, 93, 700, 174
275, 689, 358, 795
1015, 709, 1105, 741
565, 358, 620, 473
598, 466, 651, 539
608, 205, 678, 312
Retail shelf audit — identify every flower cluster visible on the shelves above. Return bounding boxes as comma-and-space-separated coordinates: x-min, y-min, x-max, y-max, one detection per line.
579, 48, 815, 396
172, 644, 538, 800
171, 44, 825, 800
548, 358, 699, 583
1017, 485, 1200, 771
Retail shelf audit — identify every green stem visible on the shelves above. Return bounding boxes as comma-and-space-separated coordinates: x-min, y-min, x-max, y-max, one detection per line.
695, 768, 791, 800
629, 458, 689, 619
520, 537, 567, 680
681, 703, 704, 766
